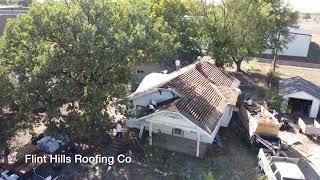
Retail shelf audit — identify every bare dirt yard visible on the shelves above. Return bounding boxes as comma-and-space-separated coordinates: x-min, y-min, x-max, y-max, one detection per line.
52, 115, 262, 180
247, 59, 320, 84
2, 115, 262, 180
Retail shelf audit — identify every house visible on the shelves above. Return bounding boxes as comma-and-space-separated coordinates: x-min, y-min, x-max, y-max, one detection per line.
0, 7, 29, 37
279, 76, 320, 118
264, 27, 311, 57
127, 59, 240, 157
132, 64, 162, 84
132, 59, 191, 84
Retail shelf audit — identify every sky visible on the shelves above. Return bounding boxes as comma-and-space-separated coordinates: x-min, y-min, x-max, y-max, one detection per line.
212, 0, 320, 13
287, 0, 320, 13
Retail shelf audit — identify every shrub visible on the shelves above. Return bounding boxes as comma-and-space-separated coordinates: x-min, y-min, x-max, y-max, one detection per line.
266, 88, 284, 112
247, 59, 258, 71
266, 71, 280, 88
202, 171, 216, 180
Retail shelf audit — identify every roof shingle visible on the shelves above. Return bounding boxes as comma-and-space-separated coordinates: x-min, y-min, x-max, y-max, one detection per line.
131, 60, 240, 134
279, 76, 320, 100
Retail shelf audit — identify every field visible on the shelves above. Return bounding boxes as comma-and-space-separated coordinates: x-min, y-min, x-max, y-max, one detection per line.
242, 59, 320, 86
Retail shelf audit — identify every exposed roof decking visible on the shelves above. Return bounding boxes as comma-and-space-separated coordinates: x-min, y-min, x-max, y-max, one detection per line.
161, 68, 227, 133
197, 61, 240, 88
131, 60, 240, 134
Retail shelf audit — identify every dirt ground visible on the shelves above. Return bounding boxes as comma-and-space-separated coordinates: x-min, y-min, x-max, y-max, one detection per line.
278, 122, 320, 175
230, 61, 320, 176
49, 115, 262, 180
241, 59, 320, 86
3, 114, 261, 180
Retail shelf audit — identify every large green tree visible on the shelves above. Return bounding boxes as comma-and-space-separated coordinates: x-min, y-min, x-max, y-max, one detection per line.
202, 0, 271, 70
264, 0, 298, 72
148, 0, 203, 62
0, 0, 178, 147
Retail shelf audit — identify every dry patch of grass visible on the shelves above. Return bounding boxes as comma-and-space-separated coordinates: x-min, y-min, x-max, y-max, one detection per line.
241, 59, 320, 86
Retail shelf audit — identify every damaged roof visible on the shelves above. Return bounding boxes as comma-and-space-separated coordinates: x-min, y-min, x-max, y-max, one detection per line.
279, 76, 320, 100
130, 60, 240, 134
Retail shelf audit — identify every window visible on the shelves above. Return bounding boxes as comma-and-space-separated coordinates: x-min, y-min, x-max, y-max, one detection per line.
270, 164, 277, 173
136, 70, 145, 74
274, 171, 281, 180
172, 128, 184, 136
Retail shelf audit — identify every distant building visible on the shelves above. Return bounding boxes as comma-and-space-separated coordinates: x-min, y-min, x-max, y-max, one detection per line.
132, 58, 191, 85
0, 7, 29, 37
264, 27, 312, 57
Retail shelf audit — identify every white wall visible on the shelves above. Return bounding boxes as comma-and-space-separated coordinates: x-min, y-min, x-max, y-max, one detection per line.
220, 105, 233, 127
132, 89, 178, 107
133, 64, 162, 83
143, 111, 208, 141
130, 111, 218, 143
283, 91, 320, 118
264, 33, 311, 57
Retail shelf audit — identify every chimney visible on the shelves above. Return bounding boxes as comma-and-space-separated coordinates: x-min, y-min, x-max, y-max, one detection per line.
195, 62, 202, 71
175, 60, 181, 70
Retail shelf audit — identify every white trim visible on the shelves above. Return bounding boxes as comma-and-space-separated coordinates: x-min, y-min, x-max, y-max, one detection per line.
171, 112, 213, 137
129, 88, 182, 100
136, 110, 223, 141
149, 121, 152, 145
284, 90, 319, 101
196, 132, 200, 157
136, 110, 167, 121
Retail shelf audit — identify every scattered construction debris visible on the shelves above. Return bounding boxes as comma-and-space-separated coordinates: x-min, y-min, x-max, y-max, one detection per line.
298, 117, 320, 140
239, 102, 281, 155
0, 135, 68, 180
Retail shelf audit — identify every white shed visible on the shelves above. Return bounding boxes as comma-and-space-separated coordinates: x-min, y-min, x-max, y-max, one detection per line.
264, 27, 312, 57
279, 77, 320, 118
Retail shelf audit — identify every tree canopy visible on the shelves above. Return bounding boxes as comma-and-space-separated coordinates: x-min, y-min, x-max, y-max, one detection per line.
201, 0, 272, 69
0, 0, 299, 148
199, 0, 297, 71
264, 0, 298, 72
0, 0, 178, 147
303, 13, 311, 21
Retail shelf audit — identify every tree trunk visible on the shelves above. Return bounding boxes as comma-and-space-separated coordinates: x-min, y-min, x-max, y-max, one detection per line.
272, 48, 278, 72
272, 33, 281, 72
236, 61, 242, 72
272, 55, 277, 72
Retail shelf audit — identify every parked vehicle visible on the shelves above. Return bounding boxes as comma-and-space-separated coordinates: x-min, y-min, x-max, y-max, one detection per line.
298, 117, 320, 138
257, 148, 320, 180
238, 104, 282, 154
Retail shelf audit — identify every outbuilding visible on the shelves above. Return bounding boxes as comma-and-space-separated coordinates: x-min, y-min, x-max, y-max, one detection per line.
264, 27, 312, 57
279, 76, 320, 118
